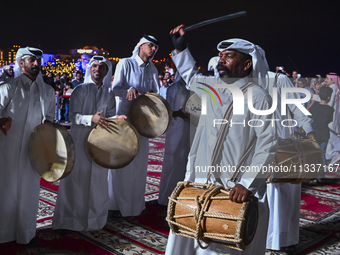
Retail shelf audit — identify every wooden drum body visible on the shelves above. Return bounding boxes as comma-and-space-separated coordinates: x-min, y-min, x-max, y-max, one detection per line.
129, 93, 172, 138
29, 122, 75, 182
87, 119, 139, 169
166, 182, 258, 251
267, 138, 324, 184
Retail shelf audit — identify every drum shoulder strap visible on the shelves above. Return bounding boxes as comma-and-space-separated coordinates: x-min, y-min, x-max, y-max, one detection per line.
207, 83, 257, 183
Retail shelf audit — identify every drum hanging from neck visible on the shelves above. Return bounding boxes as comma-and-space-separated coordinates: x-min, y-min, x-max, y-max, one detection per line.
29, 122, 75, 182
167, 182, 258, 251
129, 93, 172, 138
87, 118, 139, 169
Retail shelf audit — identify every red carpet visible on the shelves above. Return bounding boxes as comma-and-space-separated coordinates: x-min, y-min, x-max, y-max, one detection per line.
2, 135, 340, 254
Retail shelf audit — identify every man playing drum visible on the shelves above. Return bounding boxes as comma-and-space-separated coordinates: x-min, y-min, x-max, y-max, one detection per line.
108, 35, 160, 217
52, 56, 126, 231
165, 25, 278, 255
0, 47, 55, 245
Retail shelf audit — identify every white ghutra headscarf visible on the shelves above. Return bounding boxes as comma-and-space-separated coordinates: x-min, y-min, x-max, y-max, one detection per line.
84, 55, 112, 89
131, 34, 159, 61
14, 47, 43, 78
217, 38, 270, 88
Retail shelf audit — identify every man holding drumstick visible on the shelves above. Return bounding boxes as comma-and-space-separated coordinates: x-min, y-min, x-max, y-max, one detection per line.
108, 35, 160, 217
53, 56, 126, 231
0, 47, 55, 245
165, 25, 277, 255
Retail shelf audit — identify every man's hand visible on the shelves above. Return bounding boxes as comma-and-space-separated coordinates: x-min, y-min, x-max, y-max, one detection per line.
92, 110, 110, 129
307, 132, 316, 141
229, 184, 252, 202
127, 87, 141, 101
0, 116, 12, 135
115, 115, 127, 120
169, 24, 188, 53
172, 107, 189, 120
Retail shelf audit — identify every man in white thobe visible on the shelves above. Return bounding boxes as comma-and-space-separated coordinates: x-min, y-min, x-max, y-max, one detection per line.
52, 56, 126, 231
0, 47, 55, 245
108, 35, 160, 217
325, 73, 340, 165
165, 25, 277, 255
251, 44, 315, 252
0, 65, 14, 84
158, 77, 191, 206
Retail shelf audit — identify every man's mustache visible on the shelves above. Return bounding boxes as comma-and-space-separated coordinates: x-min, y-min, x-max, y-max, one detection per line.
217, 64, 231, 76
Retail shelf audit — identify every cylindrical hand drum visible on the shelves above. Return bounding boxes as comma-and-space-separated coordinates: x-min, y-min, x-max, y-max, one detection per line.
87, 118, 139, 169
185, 93, 201, 126
129, 93, 172, 138
29, 122, 75, 182
166, 182, 258, 251
267, 138, 323, 184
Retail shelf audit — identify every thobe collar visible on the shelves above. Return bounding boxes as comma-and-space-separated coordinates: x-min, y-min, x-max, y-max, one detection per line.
89, 78, 103, 89
134, 54, 150, 67
219, 77, 250, 94
20, 73, 38, 85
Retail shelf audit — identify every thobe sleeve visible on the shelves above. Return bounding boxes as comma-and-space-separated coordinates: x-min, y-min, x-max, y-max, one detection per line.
239, 94, 278, 199
328, 85, 338, 109
0, 83, 14, 117
172, 48, 218, 99
171, 48, 200, 90
69, 87, 93, 127
151, 65, 160, 94
112, 59, 129, 99
281, 75, 313, 134
44, 86, 56, 122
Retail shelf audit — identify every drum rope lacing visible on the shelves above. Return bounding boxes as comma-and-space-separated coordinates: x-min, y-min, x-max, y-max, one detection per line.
167, 181, 245, 250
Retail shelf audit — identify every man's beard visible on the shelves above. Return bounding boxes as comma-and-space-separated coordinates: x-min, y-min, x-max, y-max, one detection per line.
92, 73, 102, 81
217, 64, 231, 78
5, 71, 14, 78
24, 65, 40, 77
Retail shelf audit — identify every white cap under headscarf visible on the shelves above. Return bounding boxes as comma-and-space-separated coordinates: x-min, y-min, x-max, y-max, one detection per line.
217, 39, 269, 87
131, 34, 159, 61
84, 55, 112, 88
14, 46, 43, 78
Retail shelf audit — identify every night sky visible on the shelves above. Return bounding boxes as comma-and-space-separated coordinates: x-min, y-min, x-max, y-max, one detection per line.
1, 0, 339, 77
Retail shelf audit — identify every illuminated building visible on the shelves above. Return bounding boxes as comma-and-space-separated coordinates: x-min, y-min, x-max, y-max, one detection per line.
0, 48, 5, 66
8, 45, 20, 64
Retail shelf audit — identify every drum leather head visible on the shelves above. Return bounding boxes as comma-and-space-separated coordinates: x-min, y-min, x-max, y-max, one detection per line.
29, 122, 75, 182
242, 197, 258, 245
87, 119, 139, 169
129, 93, 172, 138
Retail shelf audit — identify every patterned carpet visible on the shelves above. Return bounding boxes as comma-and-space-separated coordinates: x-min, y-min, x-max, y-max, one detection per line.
2, 135, 340, 254
266, 183, 340, 255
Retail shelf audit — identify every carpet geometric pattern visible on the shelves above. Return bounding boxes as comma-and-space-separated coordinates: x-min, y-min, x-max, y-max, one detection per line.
266, 183, 340, 255
2, 134, 340, 254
